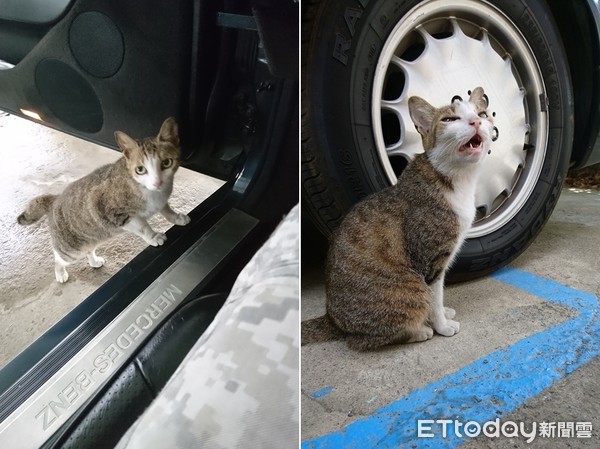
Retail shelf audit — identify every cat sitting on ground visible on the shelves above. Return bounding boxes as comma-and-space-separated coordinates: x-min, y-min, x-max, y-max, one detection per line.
17, 117, 190, 283
302, 87, 494, 351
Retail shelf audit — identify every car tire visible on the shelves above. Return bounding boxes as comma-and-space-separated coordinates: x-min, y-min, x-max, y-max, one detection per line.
301, 0, 573, 281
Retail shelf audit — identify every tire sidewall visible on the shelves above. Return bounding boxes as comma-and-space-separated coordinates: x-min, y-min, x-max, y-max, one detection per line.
308, 0, 422, 203
306, 0, 573, 278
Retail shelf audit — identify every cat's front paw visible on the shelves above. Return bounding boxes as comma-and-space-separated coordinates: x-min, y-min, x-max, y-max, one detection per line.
444, 307, 456, 319
55, 268, 69, 283
173, 213, 190, 226
147, 232, 167, 247
434, 319, 460, 337
88, 255, 105, 268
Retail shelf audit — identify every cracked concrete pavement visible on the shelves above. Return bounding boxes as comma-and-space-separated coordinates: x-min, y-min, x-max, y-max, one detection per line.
301, 188, 600, 448
0, 114, 224, 369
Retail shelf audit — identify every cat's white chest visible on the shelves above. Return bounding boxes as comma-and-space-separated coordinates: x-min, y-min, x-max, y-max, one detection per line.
445, 178, 477, 235
140, 185, 171, 217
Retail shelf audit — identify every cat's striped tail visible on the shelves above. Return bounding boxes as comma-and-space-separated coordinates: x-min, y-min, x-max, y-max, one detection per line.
301, 314, 345, 345
17, 194, 57, 225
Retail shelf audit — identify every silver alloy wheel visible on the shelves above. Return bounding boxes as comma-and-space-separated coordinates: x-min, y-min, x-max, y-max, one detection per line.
371, 0, 548, 238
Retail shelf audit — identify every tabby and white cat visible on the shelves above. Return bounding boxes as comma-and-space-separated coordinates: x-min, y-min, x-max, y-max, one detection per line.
17, 117, 190, 283
302, 87, 494, 350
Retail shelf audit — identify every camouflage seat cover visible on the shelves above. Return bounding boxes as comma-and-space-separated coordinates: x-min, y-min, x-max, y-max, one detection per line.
115, 204, 299, 449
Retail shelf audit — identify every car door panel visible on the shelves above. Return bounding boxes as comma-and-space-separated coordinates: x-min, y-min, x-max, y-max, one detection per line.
0, 0, 198, 152
0, 0, 73, 24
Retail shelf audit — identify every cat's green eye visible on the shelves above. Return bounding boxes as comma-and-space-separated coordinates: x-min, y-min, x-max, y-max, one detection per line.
442, 116, 459, 122
161, 158, 173, 169
135, 166, 147, 175
479, 112, 489, 118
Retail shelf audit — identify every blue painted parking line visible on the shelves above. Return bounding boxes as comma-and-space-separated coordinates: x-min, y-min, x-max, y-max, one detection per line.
303, 267, 599, 448
310, 386, 334, 399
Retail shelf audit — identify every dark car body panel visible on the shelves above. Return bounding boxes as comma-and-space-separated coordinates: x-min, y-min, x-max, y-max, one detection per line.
547, 0, 600, 168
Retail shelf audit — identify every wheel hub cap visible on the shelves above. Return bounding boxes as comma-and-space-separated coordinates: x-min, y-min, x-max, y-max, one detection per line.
372, 0, 547, 238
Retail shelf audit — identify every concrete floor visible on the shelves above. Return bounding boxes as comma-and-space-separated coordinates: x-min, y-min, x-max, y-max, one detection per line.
302, 188, 600, 448
0, 114, 224, 369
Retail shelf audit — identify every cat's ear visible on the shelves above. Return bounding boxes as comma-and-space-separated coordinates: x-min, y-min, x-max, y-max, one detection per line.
469, 87, 488, 111
408, 96, 436, 136
114, 131, 138, 159
157, 117, 179, 146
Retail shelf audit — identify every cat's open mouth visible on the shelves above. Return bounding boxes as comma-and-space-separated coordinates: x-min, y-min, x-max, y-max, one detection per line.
460, 134, 483, 155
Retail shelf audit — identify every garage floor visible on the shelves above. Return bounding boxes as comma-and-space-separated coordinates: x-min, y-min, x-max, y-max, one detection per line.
0, 114, 224, 369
